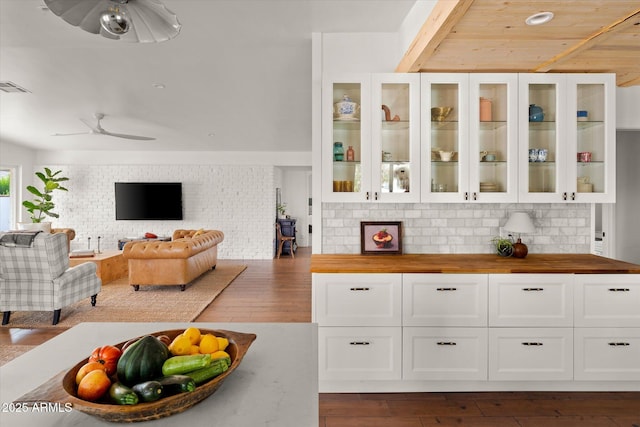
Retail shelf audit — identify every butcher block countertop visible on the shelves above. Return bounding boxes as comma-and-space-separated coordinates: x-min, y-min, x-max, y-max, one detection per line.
310, 254, 640, 274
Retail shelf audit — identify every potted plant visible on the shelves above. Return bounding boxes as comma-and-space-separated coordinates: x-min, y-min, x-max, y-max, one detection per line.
491, 236, 514, 257
20, 167, 69, 232
277, 203, 287, 219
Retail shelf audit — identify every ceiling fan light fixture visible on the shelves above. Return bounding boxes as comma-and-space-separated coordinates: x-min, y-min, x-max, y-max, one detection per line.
525, 11, 554, 26
100, 7, 130, 35
44, 0, 181, 43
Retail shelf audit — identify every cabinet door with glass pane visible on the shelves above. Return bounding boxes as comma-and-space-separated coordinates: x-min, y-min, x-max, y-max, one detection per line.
421, 74, 469, 202
469, 74, 518, 203
322, 74, 372, 202
371, 73, 421, 203
518, 74, 567, 203
566, 74, 616, 203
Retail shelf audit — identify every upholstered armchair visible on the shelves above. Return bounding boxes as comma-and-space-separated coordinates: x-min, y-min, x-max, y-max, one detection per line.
0, 231, 101, 325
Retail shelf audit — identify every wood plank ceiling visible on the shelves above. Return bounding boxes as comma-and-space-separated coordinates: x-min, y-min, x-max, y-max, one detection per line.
397, 0, 640, 86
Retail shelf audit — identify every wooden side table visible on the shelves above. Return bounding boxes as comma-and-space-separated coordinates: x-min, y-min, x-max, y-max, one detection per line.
69, 250, 128, 284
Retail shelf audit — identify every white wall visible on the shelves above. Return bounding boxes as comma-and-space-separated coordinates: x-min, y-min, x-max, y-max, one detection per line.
19, 162, 278, 260
616, 86, 640, 130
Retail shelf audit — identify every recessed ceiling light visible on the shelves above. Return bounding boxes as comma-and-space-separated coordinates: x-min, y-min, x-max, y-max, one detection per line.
208, 133, 216, 137
152, 83, 166, 89
526, 11, 554, 26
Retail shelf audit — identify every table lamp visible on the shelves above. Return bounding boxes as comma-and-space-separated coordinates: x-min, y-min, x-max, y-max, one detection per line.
503, 212, 536, 258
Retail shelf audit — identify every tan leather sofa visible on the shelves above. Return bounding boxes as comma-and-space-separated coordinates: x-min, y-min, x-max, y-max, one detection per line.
122, 229, 224, 291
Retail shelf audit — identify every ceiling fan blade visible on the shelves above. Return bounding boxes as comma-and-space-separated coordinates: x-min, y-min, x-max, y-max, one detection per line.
52, 131, 91, 136
100, 130, 156, 141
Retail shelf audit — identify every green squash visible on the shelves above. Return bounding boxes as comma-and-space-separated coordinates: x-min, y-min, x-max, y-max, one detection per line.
116, 335, 169, 386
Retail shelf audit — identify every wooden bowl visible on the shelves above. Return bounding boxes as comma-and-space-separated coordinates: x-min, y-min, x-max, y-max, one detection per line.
14, 329, 256, 423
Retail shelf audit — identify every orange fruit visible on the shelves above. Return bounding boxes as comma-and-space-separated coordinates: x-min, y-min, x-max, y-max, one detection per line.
75, 361, 107, 385
190, 344, 200, 355
77, 369, 111, 402
198, 334, 219, 354
211, 350, 231, 362
183, 327, 201, 345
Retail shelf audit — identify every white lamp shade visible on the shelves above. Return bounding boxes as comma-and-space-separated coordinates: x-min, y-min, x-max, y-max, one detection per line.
503, 212, 536, 234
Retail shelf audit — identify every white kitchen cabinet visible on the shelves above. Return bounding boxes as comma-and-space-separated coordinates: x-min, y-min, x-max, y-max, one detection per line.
421, 74, 518, 203
403, 327, 488, 380
574, 328, 640, 381
322, 73, 421, 202
403, 273, 487, 327
314, 273, 402, 327
318, 326, 402, 381
489, 274, 574, 327
489, 327, 574, 381
518, 73, 616, 203
574, 274, 640, 327
468, 74, 519, 202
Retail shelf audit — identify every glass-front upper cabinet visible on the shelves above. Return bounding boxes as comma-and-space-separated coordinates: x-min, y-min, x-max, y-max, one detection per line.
421, 74, 469, 202
322, 73, 420, 202
519, 73, 615, 203
371, 73, 421, 202
518, 74, 567, 203
322, 74, 372, 202
566, 74, 616, 203
469, 74, 518, 202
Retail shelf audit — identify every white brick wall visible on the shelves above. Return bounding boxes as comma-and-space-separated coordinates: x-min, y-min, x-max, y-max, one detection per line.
322, 202, 591, 254
40, 164, 276, 259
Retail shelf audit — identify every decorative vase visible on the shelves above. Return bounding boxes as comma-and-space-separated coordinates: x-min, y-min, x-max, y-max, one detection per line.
512, 238, 528, 258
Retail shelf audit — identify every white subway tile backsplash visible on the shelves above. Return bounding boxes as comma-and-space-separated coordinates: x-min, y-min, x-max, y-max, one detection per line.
322, 202, 591, 254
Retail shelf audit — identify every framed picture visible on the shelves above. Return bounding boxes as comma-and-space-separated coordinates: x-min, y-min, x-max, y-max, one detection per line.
360, 221, 402, 255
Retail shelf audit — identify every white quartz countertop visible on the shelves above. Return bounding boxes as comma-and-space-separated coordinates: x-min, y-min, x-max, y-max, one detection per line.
0, 322, 318, 426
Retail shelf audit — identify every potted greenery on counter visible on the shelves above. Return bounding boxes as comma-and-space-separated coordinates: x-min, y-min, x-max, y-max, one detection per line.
20, 168, 69, 232
491, 236, 514, 257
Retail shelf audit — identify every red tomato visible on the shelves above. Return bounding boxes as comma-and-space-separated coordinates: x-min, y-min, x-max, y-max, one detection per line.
89, 345, 122, 376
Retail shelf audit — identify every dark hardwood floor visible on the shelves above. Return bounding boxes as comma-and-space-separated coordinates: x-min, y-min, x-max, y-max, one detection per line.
1, 247, 639, 426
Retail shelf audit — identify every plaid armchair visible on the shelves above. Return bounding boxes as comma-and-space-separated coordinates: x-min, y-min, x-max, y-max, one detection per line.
0, 231, 101, 325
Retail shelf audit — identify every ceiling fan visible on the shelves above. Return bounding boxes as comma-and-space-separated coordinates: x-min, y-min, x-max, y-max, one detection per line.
53, 113, 156, 140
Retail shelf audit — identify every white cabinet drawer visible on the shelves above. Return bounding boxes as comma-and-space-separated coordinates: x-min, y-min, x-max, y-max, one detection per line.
403, 274, 488, 326
318, 327, 402, 381
574, 275, 640, 327
489, 274, 573, 327
403, 327, 488, 380
489, 328, 573, 381
574, 328, 640, 380
313, 273, 402, 326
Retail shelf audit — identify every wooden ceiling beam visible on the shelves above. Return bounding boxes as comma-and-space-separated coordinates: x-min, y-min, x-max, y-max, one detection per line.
534, 8, 640, 73
396, 0, 475, 73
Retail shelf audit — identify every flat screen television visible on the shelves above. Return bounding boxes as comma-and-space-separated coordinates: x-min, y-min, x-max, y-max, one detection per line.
115, 182, 183, 220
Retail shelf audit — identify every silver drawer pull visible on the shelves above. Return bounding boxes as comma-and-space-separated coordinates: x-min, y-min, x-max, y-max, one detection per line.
349, 287, 370, 291
608, 288, 630, 292
436, 342, 457, 346
608, 342, 630, 346
436, 287, 457, 291
522, 288, 544, 291
522, 342, 543, 346
349, 341, 370, 346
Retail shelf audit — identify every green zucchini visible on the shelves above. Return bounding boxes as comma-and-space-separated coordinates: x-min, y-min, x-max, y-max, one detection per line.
156, 375, 196, 395
161, 354, 211, 376
185, 358, 230, 385
132, 380, 163, 402
109, 382, 139, 405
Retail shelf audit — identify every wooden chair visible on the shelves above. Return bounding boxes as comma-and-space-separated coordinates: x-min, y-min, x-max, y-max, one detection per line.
275, 222, 295, 259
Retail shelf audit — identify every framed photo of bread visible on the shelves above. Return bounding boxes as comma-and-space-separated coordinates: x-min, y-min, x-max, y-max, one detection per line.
360, 221, 402, 255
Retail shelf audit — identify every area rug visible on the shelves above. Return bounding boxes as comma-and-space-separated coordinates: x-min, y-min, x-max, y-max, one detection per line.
0, 263, 246, 329
0, 345, 36, 367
